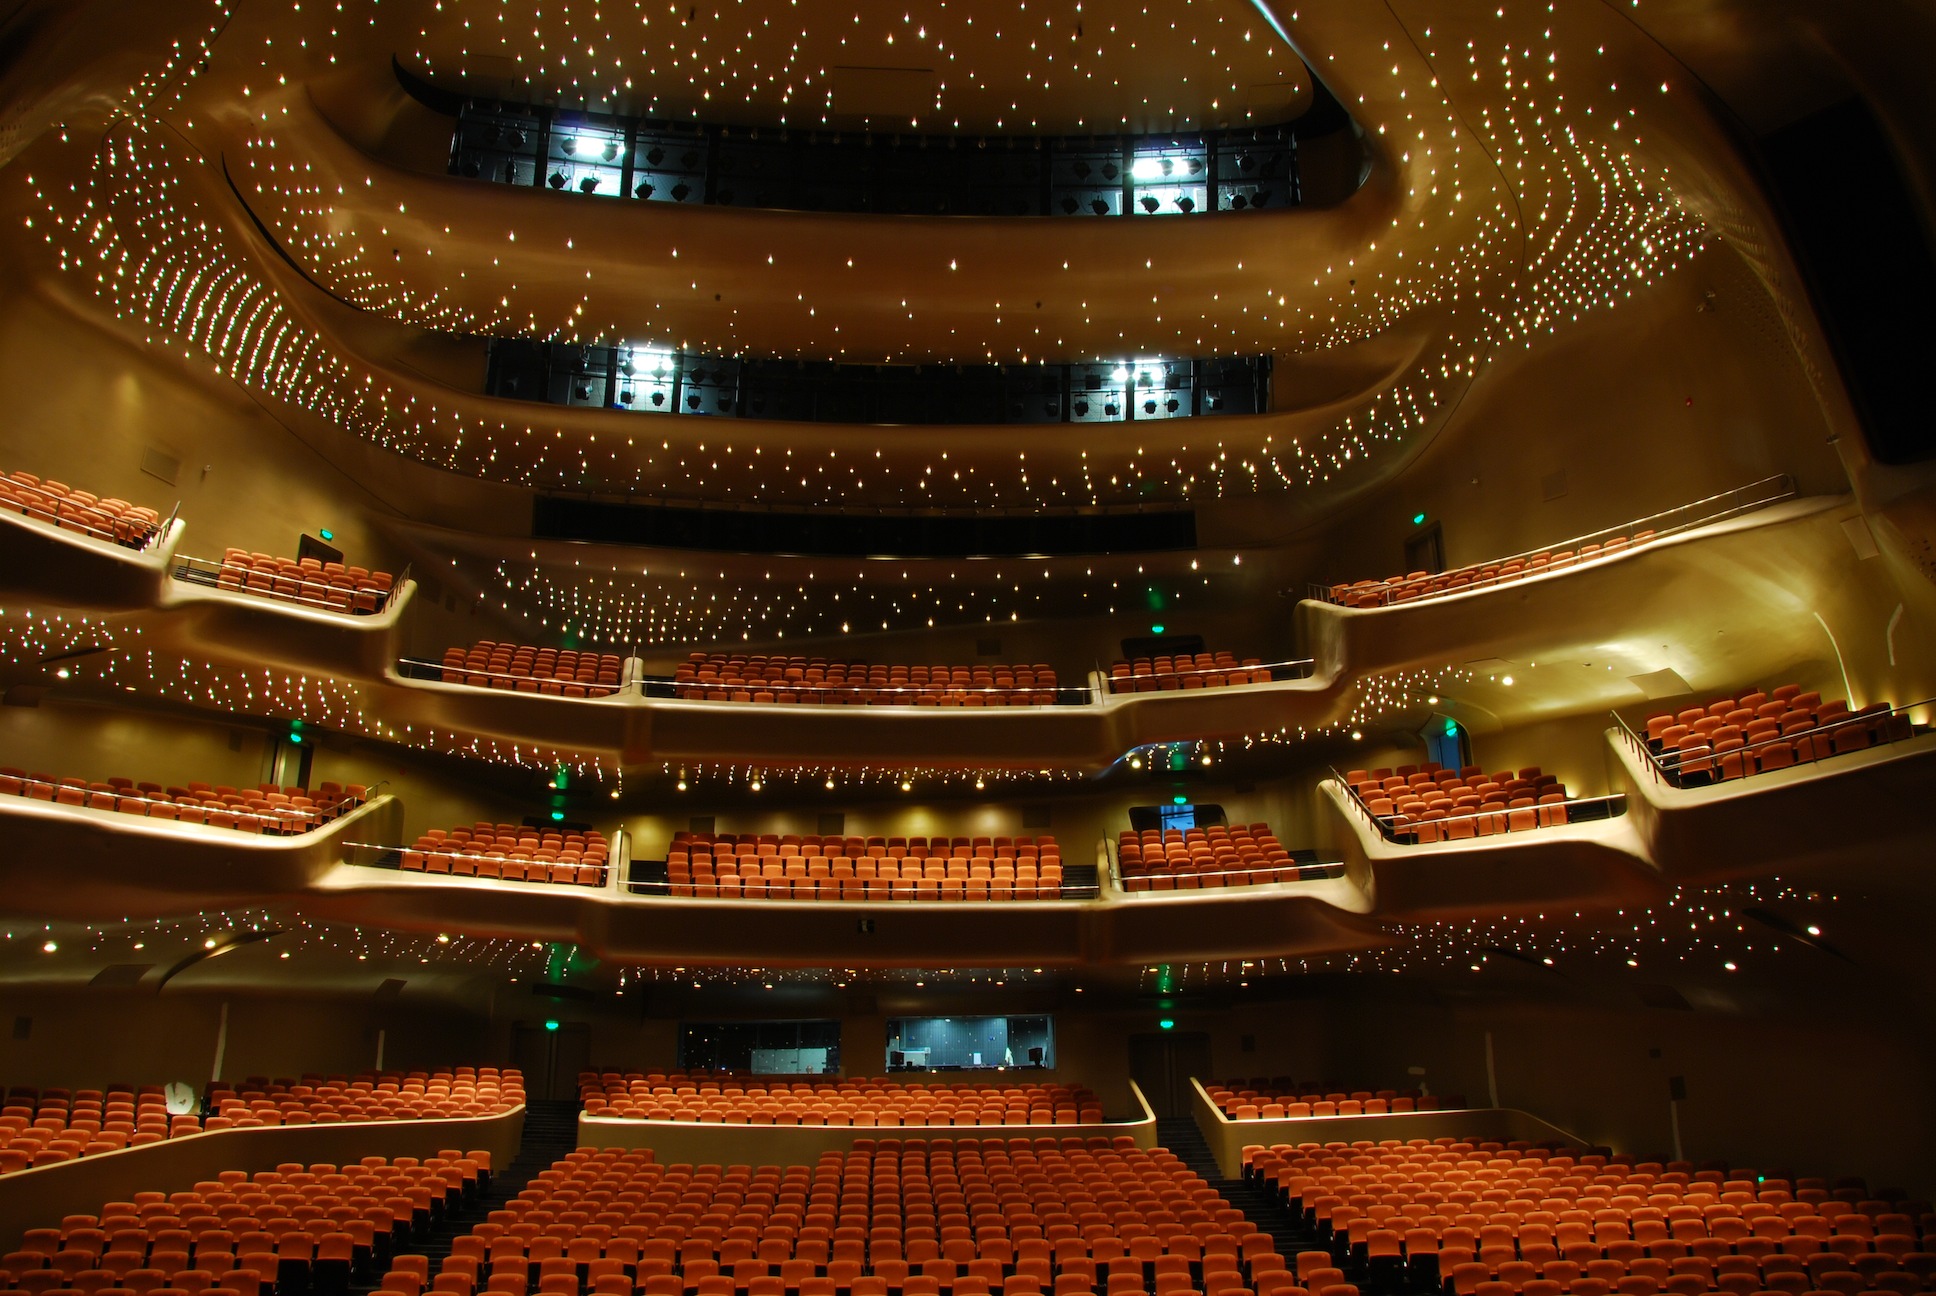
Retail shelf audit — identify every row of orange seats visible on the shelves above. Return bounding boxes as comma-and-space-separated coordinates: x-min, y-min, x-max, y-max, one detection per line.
670, 833, 1056, 860
440, 641, 627, 696
0, 1152, 492, 1294
397, 1141, 1292, 1296
213, 549, 395, 616
579, 1075, 1102, 1126
0, 770, 366, 835
1346, 763, 1582, 842
1117, 824, 1301, 892
203, 1067, 524, 1128
1642, 684, 1914, 786
399, 823, 610, 887
1327, 532, 1657, 608
668, 834, 1064, 901
0, 1068, 518, 1175
674, 653, 1060, 706
1108, 652, 1270, 694
1246, 1137, 1934, 1296
0, 1085, 193, 1174
0, 471, 164, 550
1205, 1081, 1458, 1119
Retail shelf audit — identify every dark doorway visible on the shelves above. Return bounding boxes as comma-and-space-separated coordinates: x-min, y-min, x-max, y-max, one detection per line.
510, 1020, 592, 1100
1404, 522, 1445, 575
1422, 715, 1471, 772
1128, 1030, 1214, 1117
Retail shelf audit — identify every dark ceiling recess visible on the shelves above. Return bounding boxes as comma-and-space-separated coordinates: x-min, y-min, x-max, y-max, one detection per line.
533, 496, 1197, 558
1760, 97, 1936, 466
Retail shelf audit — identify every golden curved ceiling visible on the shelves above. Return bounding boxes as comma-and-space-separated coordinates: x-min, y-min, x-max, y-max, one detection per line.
0, 0, 1749, 517
395, 0, 1309, 135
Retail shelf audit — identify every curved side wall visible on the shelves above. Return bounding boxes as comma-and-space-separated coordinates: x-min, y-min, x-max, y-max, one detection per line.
1188, 1077, 1584, 1178
0, 1104, 525, 1250
577, 1081, 1156, 1166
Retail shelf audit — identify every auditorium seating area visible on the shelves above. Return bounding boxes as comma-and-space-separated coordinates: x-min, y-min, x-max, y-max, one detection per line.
672, 654, 1062, 705
1639, 685, 1918, 787
202, 1068, 524, 1128
1205, 1082, 1462, 1119
0, 1151, 491, 1291
1107, 652, 1273, 694
1115, 825, 1321, 891
1324, 532, 1659, 609
0, 771, 367, 834
0, 1070, 520, 1174
438, 642, 626, 696
1246, 1137, 1936, 1296
665, 833, 1065, 901
0, 471, 165, 550
406, 1139, 1290, 1296
398, 825, 611, 886
579, 1075, 1104, 1126
1341, 764, 1601, 844
208, 548, 396, 615
0, 1085, 198, 1173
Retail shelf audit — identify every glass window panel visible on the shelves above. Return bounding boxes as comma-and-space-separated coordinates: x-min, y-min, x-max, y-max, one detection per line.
1130, 142, 1209, 215
885, 1016, 1054, 1070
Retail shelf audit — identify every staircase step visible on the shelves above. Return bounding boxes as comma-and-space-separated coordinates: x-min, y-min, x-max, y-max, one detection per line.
357, 1101, 582, 1292
1155, 1116, 1433, 1296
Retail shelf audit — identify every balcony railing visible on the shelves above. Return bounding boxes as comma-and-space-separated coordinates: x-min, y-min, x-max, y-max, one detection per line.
173, 554, 403, 617
0, 773, 367, 834
341, 840, 611, 888
1612, 699, 1926, 788
624, 859, 1100, 902
1105, 655, 1316, 695
396, 656, 628, 698
1113, 857, 1346, 892
0, 478, 171, 551
1310, 475, 1797, 608
1333, 767, 1627, 844
647, 676, 1092, 707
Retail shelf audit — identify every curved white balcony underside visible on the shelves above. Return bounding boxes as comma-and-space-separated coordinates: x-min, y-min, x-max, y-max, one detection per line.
0, 793, 401, 919
0, 511, 183, 612
0, 493, 1872, 771
1608, 726, 1936, 883
299, 863, 1385, 968
1321, 726, 1936, 909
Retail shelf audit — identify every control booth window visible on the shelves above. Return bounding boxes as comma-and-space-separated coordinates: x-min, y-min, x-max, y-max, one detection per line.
678, 1020, 840, 1074
886, 1015, 1053, 1071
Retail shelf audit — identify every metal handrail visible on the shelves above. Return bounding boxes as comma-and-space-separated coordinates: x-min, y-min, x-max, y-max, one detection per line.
1310, 474, 1797, 606
343, 839, 611, 884
172, 553, 397, 617
397, 655, 628, 696
154, 501, 182, 552
1, 776, 365, 833
658, 675, 1086, 707
1615, 698, 1927, 788
1, 482, 167, 551
1104, 655, 1316, 693
1116, 859, 1346, 888
1330, 766, 1626, 843
624, 877, 1084, 901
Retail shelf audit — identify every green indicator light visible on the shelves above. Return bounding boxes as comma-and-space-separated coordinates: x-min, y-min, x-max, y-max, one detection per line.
1172, 795, 1188, 805
1158, 1019, 1175, 1031
318, 529, 335, 542
545, 1020, 560, 1031
1412, 513, 1427, 526
1444, 718, 1458, 736
550, 810, 565, 822
1151, 624, 1165, 634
